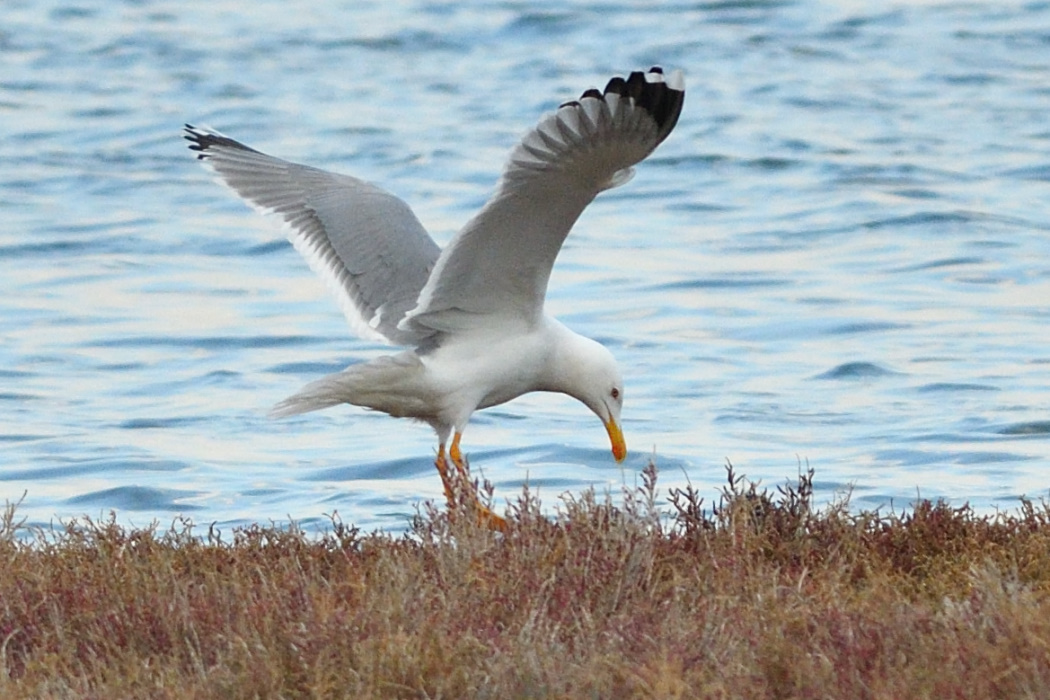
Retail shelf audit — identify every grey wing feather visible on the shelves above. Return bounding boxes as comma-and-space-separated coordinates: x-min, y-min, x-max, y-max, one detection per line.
184, 125, 440, 346
401, 67, 685, 334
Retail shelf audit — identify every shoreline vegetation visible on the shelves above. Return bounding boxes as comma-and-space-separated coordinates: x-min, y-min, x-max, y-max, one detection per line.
3, 464, 1050, 698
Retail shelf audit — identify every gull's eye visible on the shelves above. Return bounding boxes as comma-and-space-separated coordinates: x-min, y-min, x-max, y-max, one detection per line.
611, 387, 621, 400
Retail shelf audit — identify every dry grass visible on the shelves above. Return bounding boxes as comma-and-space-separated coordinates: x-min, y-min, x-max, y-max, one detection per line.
3, 463, 1050, 698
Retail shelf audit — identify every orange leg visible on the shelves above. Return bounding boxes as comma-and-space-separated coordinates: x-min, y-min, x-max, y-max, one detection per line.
475, 501, 508, 532
434, 432, 507, 532
450, 432, 468, 477
434, 444, 457, 505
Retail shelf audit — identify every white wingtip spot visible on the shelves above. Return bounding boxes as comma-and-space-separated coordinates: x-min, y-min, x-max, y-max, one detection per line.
666, 69, 685, 91
599, 167, 635, 191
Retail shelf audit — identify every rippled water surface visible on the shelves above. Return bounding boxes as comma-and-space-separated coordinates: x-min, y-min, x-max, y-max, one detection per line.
3, 0, 1049, 532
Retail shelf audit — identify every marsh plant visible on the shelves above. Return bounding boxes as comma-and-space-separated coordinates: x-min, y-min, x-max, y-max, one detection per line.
2, 464, 1050, 698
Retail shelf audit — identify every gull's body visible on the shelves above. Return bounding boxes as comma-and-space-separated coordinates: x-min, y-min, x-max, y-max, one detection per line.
185, 67, 685, 523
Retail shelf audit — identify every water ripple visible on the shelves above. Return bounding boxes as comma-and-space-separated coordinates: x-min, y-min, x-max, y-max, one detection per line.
2, 0, 1050, 532
66, 486, 204, 512
815, 363, 899, 380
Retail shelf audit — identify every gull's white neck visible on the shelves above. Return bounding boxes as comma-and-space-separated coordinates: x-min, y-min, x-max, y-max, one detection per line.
535, 317, 600, 392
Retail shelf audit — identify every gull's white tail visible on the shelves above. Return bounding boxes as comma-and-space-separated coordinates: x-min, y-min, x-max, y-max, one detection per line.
270, 352, 429, 419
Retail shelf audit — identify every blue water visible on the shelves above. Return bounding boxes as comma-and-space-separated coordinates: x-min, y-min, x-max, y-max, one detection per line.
3, 0, 1049, 533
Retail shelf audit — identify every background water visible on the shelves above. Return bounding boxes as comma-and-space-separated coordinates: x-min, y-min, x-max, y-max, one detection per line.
2, 0, 1049, 534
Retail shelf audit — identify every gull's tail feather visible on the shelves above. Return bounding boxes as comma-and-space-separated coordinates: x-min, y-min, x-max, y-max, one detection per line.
269, 374, 353, 418
270, 352, 430, 419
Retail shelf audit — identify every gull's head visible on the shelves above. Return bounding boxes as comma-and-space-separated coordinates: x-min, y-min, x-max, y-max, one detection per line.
555, 332, 627, 463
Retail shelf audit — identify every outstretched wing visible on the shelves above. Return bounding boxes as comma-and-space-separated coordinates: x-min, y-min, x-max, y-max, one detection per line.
401, 67, 685, 335
184, 125, 441, 346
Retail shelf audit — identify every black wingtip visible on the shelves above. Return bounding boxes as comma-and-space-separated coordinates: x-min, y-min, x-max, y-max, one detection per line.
600, 67, 685, 136
183, 124, 213, 160
183, 124, 260, 160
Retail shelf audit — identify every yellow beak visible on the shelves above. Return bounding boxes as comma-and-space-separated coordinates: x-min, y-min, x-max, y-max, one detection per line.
604, 417, 627, 462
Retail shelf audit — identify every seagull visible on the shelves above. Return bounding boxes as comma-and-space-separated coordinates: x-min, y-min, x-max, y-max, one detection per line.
185, 67, 684, 529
